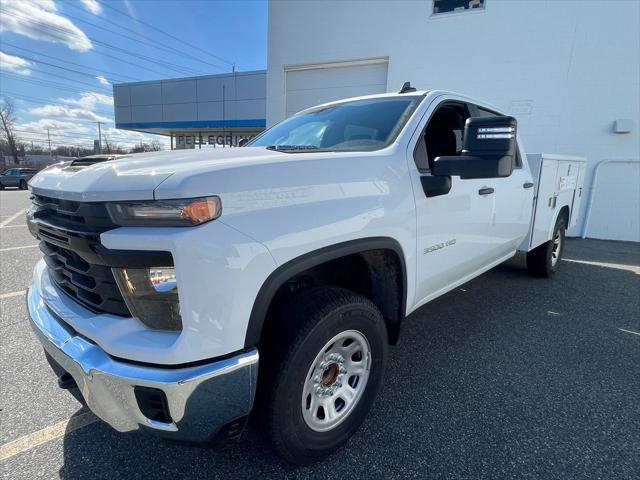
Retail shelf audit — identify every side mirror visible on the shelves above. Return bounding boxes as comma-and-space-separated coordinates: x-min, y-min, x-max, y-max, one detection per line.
432, 116, 516, 179
238, 138, 249, 147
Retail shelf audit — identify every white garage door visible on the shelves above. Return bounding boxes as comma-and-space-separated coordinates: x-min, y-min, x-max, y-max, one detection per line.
285, 60, 388, 118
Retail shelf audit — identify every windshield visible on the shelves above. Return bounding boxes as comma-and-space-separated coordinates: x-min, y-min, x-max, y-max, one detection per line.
249, 96, 422, 152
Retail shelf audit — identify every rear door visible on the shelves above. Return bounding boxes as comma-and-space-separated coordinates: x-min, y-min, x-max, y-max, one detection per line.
408, 98, 498, 307
470, 105, 534, 256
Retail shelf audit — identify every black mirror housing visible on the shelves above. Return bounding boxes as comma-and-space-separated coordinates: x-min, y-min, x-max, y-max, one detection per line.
432, 115, 517, 179
432, 155, 513, 179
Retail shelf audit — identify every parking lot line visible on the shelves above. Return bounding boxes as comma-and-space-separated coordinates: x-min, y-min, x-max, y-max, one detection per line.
0, 224, 26, 229
0, 412, 98, 462
618, 328, 640, 336
0, 290, 26, 300
563, 257, 640, 274
0, 245, 38, 253
0, 211, 24, 228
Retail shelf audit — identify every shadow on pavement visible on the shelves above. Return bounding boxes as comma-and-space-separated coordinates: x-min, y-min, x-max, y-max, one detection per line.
60, 239, 640, 479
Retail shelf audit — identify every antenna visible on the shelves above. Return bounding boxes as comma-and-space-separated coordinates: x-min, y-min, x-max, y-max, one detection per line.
399, 82, 417, 94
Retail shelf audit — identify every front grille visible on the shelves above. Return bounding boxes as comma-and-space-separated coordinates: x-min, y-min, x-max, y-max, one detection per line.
31, 194, 130, 316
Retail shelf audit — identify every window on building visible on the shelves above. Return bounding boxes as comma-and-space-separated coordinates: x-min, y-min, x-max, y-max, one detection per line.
433, 0, 485, 15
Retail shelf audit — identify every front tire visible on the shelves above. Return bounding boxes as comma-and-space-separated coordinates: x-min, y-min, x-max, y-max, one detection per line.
260, 286, 387, 465
527, 216, 566, 277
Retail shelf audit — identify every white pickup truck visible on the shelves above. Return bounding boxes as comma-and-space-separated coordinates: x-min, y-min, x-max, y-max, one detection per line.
26, 88, 585, 464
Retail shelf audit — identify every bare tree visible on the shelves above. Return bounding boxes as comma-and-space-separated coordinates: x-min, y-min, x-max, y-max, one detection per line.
0, 97, 20, 164
131, 140, 163, 153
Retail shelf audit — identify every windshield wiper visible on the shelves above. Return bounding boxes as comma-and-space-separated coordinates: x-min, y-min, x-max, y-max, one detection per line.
265, 145, 319, 152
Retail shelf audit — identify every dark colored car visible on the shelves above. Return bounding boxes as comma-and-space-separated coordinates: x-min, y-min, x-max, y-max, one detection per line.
0, 168, 38, 190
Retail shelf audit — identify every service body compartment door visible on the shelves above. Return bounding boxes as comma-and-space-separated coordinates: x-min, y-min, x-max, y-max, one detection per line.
524, 154, 587, 250
528, 154, 560, 249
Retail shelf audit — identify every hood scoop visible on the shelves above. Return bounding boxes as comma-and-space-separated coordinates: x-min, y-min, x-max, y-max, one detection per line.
69, 155, 128, 169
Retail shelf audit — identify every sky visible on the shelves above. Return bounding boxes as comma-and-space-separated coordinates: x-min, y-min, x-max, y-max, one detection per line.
0, 0, 267, 152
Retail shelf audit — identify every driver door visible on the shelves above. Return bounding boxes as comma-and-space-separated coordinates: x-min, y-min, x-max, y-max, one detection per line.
408, 100, 499, 307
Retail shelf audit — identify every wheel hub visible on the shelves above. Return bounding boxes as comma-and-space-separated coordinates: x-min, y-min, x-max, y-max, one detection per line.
313, 353, 347, 397
301, 330, 371, 432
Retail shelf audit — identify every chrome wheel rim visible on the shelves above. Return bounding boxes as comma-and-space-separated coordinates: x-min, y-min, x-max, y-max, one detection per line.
301, 330, 371, 432
551, 230, 562, 266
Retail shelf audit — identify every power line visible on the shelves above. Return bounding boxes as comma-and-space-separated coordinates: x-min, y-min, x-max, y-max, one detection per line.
97, 0, 243, 71
1, 72, 110, 96
15, 127, 162, 144
0, 9, 206, 77
2, 92, 114, 115
58, 2, 229, 74
8, 94, 114, 114
6, 65, 113, 93
1, 42, 141, 82
1, 46, 135, 84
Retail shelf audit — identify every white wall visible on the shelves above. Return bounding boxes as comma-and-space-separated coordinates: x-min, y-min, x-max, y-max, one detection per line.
267, 0, 640, 241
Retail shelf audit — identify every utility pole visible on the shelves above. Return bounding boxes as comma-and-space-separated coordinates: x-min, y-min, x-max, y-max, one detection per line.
97, 121, 103, 154
47, 128, 52, 160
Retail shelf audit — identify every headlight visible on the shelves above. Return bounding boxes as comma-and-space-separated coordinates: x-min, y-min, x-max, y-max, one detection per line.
112, 267, 182, 331
106, 196, 221, 227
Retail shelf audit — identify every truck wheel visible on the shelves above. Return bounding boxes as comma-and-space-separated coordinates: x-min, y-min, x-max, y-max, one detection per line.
261, 286, 387, 464
19, 180, 28, 190
527, 217, 566, 277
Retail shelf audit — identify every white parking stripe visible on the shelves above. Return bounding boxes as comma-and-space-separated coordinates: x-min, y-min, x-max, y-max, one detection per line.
618, 328, 640, 337
0, 412, 98, 461
0, 290, 25, 300
0, 245, 38, 252
0, 210, 24, 228
0, 224, 26, 229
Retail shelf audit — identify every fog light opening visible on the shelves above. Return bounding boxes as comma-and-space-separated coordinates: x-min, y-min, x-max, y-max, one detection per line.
134, 386, 173, 424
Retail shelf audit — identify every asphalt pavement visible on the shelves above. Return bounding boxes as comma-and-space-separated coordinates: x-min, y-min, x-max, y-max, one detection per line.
1, 188, 639, 479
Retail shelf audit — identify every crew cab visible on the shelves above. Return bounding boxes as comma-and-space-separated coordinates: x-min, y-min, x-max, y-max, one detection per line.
25, 88, 585, 464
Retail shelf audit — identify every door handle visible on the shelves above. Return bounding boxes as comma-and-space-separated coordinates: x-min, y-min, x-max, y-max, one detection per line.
478, 187, 494, 195
523, 182, 534, 189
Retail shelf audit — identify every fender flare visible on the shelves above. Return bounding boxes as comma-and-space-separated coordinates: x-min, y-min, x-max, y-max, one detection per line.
244, 237, 407, 347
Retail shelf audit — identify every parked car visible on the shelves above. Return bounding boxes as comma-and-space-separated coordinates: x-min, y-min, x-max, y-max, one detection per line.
0, 167, 38, 190
26, 88, 586, 464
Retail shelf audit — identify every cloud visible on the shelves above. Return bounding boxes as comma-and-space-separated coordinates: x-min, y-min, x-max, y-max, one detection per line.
0, 51, 32, 75
26, 91, 114, 122
80, 0, 101, 15
29, 104, 112, 123
59, 92, 113, 109
0, 0, 92, 51
16, 91, 170, 151
96, 75, 110, 86
19, 118, 92, 133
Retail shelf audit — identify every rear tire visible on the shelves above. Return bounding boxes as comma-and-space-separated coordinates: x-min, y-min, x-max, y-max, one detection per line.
19, 180, 27, 190
259, 286, 387, 465
527, 216, 566, 277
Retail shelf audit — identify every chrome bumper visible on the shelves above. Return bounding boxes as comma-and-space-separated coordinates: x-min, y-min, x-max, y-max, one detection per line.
27, 283, 259, 442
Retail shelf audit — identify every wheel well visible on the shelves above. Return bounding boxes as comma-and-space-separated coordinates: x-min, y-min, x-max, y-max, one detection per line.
558, 205, 570, 228
251, 246, 406, 349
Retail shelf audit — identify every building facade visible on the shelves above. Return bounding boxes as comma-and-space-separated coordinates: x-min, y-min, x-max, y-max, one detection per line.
113, 70, 266, 149
266, 0, 640, 241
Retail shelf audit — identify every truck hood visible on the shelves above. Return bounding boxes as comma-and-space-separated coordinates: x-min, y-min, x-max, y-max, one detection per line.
29, 148, 286, 201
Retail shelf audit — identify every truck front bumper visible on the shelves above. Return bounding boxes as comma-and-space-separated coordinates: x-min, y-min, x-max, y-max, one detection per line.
27, 280, 259, 442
